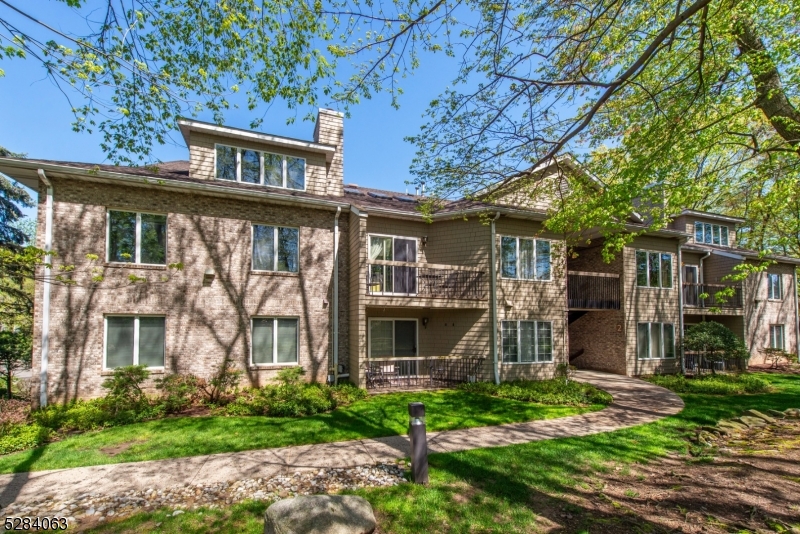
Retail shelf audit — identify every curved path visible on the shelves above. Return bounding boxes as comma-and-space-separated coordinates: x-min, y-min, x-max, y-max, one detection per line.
0, 370, 683, 507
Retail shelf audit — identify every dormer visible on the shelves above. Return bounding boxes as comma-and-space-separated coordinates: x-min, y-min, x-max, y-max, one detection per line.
671, 210, 744, 248
177, 108, 344, 197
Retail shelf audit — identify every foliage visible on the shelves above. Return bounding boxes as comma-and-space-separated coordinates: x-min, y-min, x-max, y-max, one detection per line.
458, 379, 613, 406
0, 398, 29, 431
223, 378, 366, 418
554, 364, 576, 383
0, 423, 51, 455
200, 360, 242, 405
32, 399, 111, 432
155, 373, 203, 414
0, 329, 32, 399
101, 365, 151, 416
684, 321, 750, 369
276, 366, 305, 386
644, 373, 771, 395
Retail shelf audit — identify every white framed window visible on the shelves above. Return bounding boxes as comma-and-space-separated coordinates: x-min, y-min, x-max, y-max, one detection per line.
636, 322, 676, 360
104, 315, 166, 369
251, 318, 299, 365
767, 273, 783, 300
769, 324, 785, 350
368, 318, 418, 357
694, 221, 730, 246
107, 210, 167, 265
635, 250, 673, 288
215, 143, 306, 191
367, 234, 418, 295
501, 320, 553, 363
252, 224, 299, 272
500, 236, 551, 281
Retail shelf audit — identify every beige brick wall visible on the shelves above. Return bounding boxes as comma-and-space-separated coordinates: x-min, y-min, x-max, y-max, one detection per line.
569, 311, 627, 374
745, 263, 798, 363
33, 176, 345, 402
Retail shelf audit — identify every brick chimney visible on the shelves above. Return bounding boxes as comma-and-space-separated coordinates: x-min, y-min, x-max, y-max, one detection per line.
314, 108, 344, 196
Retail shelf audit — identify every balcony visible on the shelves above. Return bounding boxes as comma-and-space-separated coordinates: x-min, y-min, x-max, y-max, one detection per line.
567, 271, 621, 310
683, 283, 743, 310
366, 261, 487, 301
364, 356, 487, 390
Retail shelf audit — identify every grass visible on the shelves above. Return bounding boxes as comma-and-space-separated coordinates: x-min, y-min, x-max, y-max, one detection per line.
0, 389, 603, 474
78, 373, 800, 534
643, 372, 772, 394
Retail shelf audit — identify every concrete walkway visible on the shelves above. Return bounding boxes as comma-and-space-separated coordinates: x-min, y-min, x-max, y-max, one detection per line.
0, 370, 683, 507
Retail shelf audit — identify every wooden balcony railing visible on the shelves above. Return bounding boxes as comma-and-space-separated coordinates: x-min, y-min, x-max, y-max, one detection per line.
683, 283, 743, 309
364, 356, 487, 390
366, 261, 487, 300
567, 271, 621, 310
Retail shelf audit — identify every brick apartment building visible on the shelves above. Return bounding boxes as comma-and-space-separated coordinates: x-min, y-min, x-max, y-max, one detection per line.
0, 109, 797, 404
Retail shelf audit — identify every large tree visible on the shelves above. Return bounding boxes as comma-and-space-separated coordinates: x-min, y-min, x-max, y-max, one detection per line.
1, 1, 798, 254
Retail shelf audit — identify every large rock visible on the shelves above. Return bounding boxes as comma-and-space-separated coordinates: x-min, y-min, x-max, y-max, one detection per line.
743, 409, 776, 424
736, 416, 767, 428
264, 495, 377, 534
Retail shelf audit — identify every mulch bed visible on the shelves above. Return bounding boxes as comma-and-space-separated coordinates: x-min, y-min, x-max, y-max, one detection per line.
548, 419, 800, 533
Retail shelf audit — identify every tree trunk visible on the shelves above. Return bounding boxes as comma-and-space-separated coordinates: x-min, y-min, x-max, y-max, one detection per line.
733, 18, 800, 151
5, 371, 11, 399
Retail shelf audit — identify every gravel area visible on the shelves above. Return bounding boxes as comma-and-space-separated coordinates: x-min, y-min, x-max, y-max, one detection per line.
1, 463, 406, 528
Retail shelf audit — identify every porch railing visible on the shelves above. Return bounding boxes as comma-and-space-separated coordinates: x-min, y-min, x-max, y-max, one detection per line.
567, 271, 620, 310
366, 261, 487, 300
364, 356, 486, 390
683, 283, 743, 309
684, 351, 748, 374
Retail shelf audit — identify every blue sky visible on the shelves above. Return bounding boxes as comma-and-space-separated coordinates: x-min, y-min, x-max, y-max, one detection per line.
0, 2, 460, 219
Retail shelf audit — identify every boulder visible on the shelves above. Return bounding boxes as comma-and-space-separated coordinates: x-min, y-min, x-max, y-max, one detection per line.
767, 409, 786, 419
743, 409, 776, 424
784, 408, 800, 419
736, 416, 767, 428
717, 420, 747, 432
264, 495, 377, 534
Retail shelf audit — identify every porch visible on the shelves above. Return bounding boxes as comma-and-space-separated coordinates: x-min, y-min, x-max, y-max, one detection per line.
683, 283, 743, 311
364, 356, 487, 391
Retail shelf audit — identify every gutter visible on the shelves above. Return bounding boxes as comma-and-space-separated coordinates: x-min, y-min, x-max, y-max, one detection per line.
333, 207, 341, 385
490, 212, 501, 385
37, 169, 53, 407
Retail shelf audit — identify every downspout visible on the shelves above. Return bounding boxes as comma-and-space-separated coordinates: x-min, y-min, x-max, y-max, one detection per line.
794, 266, 799, 357
38, 169, 53, 407
677, 239, 686, 375
333, 207, 341, 385
490, 212, 501, 385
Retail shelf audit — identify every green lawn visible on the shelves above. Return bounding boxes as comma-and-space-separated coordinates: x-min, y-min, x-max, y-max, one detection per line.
80, 373, 800, 534
0, 390, 601, 474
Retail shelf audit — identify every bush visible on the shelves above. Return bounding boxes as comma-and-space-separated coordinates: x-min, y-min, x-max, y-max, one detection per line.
200, 360, 242, 405
156, 374, 202, 414
684, 322, 749, 368
458, 379, 613, 406
0, 424, 51, 455
101, 365, 151, 416
329, 383, 368, 406
644, 373, 771, 395
0, 399, 30, 432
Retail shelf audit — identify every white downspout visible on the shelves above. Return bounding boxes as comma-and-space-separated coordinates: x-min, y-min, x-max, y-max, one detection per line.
38, 169, 53, 407
794, 266, 799, 357
333, 207, 341, 385
490, 212, 501, 385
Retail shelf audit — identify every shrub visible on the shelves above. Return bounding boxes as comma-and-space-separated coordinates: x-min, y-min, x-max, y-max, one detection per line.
276, 366, 305, 386
458, 379, 612, 406
329, 383, 368, 406
156, 374, 202, 414
644, 373, 771, 395
101, 365, 151, 416
0, 424, 51, 455
33, 399, 111, 432
0, 399, 30, 432
200, 360, 242, 405
684, 322, 749, 370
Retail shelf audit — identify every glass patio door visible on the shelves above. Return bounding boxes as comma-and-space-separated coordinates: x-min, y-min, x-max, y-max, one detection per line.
393, 238, 417, 294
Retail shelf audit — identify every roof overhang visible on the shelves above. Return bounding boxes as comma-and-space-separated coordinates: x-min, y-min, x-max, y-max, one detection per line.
675, 209, 745, 224
0, 158, 350, 212
177, 119, 337, 163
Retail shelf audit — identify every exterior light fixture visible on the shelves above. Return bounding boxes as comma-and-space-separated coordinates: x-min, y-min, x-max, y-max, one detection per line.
203, 268, 215, 284
408, 402, 429, 484
422, 317, 429, 329
422, 236, 428, 247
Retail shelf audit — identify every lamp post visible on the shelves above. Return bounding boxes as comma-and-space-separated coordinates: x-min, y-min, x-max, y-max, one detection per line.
408, 402, 429, 484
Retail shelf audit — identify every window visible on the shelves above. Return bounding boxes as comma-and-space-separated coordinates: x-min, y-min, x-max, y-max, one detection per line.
105, 316, 165, 369
500, 237, 551, 281
636, 323, 675, 359
368, 319, 418, 357
635, 250, 672, 288
501, 320, 553, 363
251, 318, 298, 365
769, 325, 785, 350
368, 235, 418, 294
215, 144, 305, 191
694, 221, 729, 246
252, 225, 299, 272
767, 273, 783, 300
107, 211, 167, 265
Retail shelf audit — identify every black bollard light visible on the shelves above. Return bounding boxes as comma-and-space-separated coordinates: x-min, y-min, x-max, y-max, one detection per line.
408, 402, 429, 484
